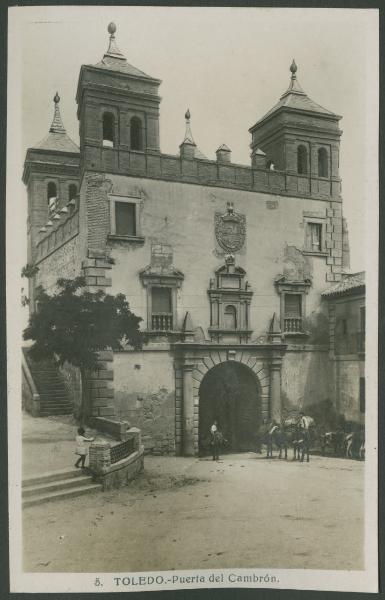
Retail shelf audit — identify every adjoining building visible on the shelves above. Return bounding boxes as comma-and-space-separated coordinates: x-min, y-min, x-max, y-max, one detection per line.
322, 272, 365, 426
23, 23, 362, 455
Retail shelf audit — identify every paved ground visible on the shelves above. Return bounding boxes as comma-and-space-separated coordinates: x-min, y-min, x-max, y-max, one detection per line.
23, 451, 364, 573
22, 413, 113, 477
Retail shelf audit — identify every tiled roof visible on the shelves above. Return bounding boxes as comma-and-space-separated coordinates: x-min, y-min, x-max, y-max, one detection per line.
250, 63, 339, 130
91, 26, 158, 81
31, 93, 79, 154
92, 55, 156, 80
34, 132, 79, 153
322, 272, 365, 297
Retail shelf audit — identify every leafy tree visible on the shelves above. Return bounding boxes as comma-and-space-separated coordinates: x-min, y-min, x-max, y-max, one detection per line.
23, 276, 145, 421
21, 263, 40, 306
21, 263, 39, 279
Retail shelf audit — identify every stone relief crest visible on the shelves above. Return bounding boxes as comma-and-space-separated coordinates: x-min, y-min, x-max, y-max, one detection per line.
215, 202, 246, 253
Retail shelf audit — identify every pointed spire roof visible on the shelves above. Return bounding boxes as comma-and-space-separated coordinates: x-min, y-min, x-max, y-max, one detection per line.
92, 22, 158, 81
250, 60, 340, 130
49, 92, 66, 133
33, 93, 79, 153
182, 109, 195, 145
269, 312, 281, 334
179, 109, 208, 160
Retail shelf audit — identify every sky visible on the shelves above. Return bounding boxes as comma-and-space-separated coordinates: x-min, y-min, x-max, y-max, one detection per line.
9, 6, 379, 272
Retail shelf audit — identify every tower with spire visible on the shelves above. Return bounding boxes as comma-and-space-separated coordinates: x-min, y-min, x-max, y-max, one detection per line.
76, 22, 161, 175
249, 60, 342, 197
22, 93, 80, 307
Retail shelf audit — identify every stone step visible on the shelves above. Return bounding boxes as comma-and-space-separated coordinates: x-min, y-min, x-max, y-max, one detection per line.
34, 379, 67, 393
23, 474, 94, 497
22, 483, 102, 508
39, 398, 72, 404
39, 410, 73, 416
39, 406, 73, 412
23, 468, 85, 487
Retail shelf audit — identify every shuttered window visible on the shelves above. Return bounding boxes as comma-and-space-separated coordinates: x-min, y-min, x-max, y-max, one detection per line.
152, 288, 172, 313
305, 222, 322, 252
284, 294, 302, 318
115, 202, 136, 236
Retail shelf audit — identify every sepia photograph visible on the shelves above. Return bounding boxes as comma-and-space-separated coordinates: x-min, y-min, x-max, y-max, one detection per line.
7, 5, 378, 594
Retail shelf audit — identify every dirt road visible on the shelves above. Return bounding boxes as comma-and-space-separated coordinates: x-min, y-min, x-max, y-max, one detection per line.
23, 453, 364, 572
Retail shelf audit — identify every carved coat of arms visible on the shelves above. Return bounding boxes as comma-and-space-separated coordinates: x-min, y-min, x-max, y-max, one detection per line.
215, 202, 246, 253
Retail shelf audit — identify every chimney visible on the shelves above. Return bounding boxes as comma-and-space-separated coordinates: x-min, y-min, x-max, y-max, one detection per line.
251, 147, 266, 168
216, 144, 231, 164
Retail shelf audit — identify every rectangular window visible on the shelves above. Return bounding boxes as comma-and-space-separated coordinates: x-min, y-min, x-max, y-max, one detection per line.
359, 377, 365, 413
284, 294, 301, 318
306, 222, 322, 252
151, 287, 172, 331
284, 294, 302, 332
115, 202, 136, 236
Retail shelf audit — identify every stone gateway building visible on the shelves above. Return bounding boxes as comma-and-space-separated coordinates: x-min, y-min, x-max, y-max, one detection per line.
23, 24, 358, 455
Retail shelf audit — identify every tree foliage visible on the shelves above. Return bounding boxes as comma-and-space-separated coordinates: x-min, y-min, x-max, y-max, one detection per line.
21, 263, 39, 279
23, 276, 145, 371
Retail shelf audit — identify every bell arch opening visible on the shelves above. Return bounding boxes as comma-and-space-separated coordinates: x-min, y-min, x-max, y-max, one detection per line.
198, 361, 261, 454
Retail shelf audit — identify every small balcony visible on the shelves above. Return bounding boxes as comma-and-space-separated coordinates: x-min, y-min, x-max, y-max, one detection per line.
284, 317, 303, 333
151, 312, 173, 332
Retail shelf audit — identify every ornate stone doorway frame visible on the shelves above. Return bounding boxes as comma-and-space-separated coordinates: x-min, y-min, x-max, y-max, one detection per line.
172, 342, 286, 456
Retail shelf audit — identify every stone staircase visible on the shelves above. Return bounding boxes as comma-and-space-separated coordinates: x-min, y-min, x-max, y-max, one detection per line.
23, 348, 73, 416
22, 468, 102, 507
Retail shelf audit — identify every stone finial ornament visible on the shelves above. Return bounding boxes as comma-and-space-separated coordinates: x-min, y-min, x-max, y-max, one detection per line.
180, 108, 195, 149
290, 59, 297, 77
49, 93, 66, 134
104, 22, 124, 59
108, 22, 117, 36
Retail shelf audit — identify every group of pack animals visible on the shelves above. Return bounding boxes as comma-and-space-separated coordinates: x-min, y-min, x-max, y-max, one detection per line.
257, 416, 365, 462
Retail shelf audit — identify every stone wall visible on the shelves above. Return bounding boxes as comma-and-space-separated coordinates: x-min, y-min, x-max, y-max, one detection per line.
35, 231, 82, 294
112, 350, 175, 454
335, 359, 365, 424
101, 174, 339, 339
281, 346, 332, 413
82, 149, 340, 201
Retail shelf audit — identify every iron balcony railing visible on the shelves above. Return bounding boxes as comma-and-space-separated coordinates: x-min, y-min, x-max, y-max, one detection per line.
284, 317, 303, 333
110, 438, 135, 465
151, 313, 173, 332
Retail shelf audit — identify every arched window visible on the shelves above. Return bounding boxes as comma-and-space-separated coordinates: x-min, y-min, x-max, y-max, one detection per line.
318, 147, 328, 177
68, 184, 77, 201
102, 112, 115, 147
47, 182, 57, 213
266, 160, 275, 171
224, 305, 237, 330
297, 145, 308, 175
130, 117, 143, 151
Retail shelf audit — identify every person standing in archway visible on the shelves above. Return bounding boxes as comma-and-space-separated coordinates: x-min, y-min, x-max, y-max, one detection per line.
210, 420, 220, 461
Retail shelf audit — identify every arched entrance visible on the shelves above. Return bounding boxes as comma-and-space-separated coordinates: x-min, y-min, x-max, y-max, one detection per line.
198, 361, 261, 453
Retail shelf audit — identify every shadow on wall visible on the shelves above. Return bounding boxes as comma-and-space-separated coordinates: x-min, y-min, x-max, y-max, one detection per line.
303, 311, 329, 345
115, 387, 175, 455
303, 350, 333, 416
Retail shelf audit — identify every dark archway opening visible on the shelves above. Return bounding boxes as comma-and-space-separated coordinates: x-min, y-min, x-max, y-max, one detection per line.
199, 361, 261, 454
130, 117, 143, 151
